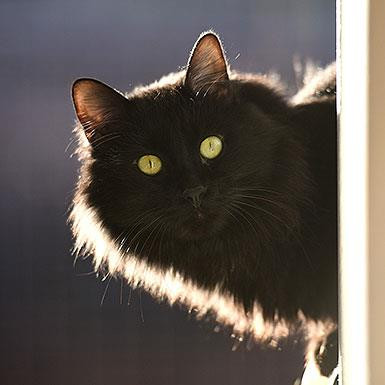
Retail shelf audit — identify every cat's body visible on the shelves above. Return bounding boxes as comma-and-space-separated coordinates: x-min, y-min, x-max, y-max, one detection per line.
70, 32, 337, 383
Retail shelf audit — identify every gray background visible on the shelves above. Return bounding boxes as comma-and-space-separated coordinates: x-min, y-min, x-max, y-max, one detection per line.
0, 1, 335, 384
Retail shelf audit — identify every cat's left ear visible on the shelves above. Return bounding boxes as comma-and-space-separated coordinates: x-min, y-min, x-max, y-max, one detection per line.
72, 78, 127, 144
185, 32, 229, 96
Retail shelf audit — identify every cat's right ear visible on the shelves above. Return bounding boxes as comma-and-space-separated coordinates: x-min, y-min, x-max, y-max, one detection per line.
185, 32, 229, 96
72, 78, 127, 144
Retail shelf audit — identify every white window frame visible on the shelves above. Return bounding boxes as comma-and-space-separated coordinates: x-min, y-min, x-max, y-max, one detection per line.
339, 0, 385, 383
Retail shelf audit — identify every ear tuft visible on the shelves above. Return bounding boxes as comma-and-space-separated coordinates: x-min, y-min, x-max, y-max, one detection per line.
185, 32, 229, 96
72, 78, 127, 143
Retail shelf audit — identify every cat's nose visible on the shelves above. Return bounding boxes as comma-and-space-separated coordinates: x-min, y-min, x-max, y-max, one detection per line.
183, 185, 207, 208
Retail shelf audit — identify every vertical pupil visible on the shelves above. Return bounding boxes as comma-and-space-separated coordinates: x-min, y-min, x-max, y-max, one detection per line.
209, 141, 213, 151
149, 159, 153, 168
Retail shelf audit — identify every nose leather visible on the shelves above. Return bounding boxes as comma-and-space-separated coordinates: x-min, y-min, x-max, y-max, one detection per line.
183, 185, 207, 208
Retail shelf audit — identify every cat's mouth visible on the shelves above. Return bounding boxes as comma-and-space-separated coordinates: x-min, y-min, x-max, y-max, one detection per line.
193, 208, 204, 220
175, 207, 225, 240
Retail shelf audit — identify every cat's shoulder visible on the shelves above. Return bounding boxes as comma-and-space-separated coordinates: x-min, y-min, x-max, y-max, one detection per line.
291, 62, 336, 106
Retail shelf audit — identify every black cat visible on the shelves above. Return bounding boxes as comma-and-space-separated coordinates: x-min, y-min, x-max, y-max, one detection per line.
70, 32, 337, 383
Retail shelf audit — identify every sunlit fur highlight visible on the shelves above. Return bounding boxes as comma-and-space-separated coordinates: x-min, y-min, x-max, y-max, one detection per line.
70, 192, 334, 344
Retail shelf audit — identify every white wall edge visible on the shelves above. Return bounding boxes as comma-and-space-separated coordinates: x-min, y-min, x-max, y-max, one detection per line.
339, 0, 369, 384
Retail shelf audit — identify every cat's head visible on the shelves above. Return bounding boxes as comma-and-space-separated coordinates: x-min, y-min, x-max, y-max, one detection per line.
71, 32, 310, 314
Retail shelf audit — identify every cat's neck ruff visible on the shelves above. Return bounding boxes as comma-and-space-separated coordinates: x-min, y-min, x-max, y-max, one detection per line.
70, 198, 334, 349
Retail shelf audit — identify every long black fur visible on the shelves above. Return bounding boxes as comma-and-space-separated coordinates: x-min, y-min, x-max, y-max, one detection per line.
72, 33, 337, 326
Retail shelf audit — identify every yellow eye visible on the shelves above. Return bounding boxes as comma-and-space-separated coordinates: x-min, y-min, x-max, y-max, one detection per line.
137, 155, 162, 175
200, 136, 223, 159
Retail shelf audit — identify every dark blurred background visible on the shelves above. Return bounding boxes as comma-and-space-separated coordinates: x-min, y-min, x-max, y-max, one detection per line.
0, 1, 335, 384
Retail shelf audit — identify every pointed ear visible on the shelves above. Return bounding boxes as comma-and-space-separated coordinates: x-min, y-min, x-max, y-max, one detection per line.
185, 32, 229, 96
72, 78, 127, 144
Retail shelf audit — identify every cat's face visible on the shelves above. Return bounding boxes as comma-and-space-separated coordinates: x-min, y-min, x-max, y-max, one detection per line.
72, 33, 307, 310
83, 92, 282, 242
